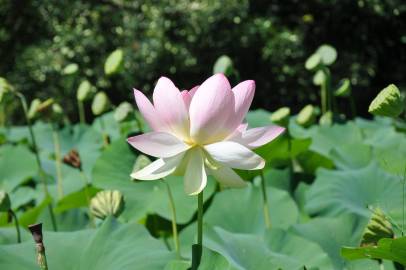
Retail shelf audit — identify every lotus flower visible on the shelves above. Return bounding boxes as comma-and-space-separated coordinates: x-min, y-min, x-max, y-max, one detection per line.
128, 74, 285, 195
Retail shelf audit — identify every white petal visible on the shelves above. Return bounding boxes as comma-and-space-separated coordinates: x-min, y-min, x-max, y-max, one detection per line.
228, 125, 285, 149
209, 166, 247, 188
127, 132, 190, 158
184, 148, 207, 195
204, 141, 265, 170
131, 152, 184, 180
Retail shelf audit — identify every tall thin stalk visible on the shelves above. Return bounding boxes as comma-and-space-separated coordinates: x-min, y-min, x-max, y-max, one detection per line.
260, 171, 271, 229
8, 209, 21, 243
51, 124, 64, 199
15, 92, 57, 231
163, 180, 180, 258
78, 100, 86, 124
191, 191, 204, 270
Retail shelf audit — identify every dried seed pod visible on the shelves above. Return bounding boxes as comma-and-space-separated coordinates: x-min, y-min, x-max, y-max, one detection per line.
63, 149, 81, 169
90, 190, 124, 219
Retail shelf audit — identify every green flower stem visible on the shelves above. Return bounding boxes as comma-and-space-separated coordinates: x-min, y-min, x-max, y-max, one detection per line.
99, 116, 109, 147
349, 94, 357, 118
320, 66, 332, 115
192, 191, 204, 270
51, 125, 64, 199
79, 169, 96, 228
8, 209, 21, 243
286, 130, 294, 190
260, 171, 271, 229
163, 181, 180, 258
78, 100, 86, 124
15, 92, 58, 232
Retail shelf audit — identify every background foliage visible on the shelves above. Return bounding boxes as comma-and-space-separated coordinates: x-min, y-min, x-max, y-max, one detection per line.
1, 0, 406, 122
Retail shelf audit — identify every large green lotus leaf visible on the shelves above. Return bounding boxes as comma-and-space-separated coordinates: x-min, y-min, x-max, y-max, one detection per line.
92, 138, 215, 223
92, 111, 122, 141
0, 228, 30, 245
305, 162, 402, 218
0, 144, 37, 191
0, 217, 175, 269
165, 248, 233, 270
246, 109, 271, 128
203, 226, 333, 270
364, 127, 406, 175
9, 186, 36, 210
353, 117, 393, 139
204, 183, 298, 234
341, 236, 406, 266
329, 143, 372, 170
291, 215, 373, 270
263, 167, 291, 191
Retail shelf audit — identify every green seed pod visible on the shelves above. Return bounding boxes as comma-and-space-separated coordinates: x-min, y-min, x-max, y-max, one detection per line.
270, 107, 290, 127
132, 155, 152, 178
28, 99, 42, 120
334, 78, 351, 97
296, 105, 317, 127
104, 49, 124, 76
0, 190, 11, 212
62, 63, 79, 75
305, 53, 321, 70
319, 111, 333, 126
76, 80, 96, 102
360, 208, 393, 246
316, 44, 337, 66
313, 70, 326, 86
0, 77, 14, 103
90, 190, 124, 219
368, 84, 404, 117
213, 55, 234, 76
114, 102, 134, 122
91, 92, 110, 116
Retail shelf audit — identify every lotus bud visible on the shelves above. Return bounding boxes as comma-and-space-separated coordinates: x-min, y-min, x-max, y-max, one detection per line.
296, 105, 317, 127
91, 91, 110, 116
319, 111, 333, 126
368, 84, 404, 117
90, 190, 124, 219
62, 63, 78, 75
213, 55, 234, 76
361, 208, 393, 246
114, 102, 133, 122
76, 80, 96, 102
334, 78, 351, 97
313, 70, 326, 86
305, 53, 321, 70
0, 190, 11, 212
270, 107, 290, 127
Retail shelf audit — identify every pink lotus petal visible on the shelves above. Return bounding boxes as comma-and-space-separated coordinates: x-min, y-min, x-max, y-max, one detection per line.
227, 80, 255, 131
127, 132, 190, 158
189, 85, 199, 97
180, 90, 192, 109
189, 74, 235, 144
152, 77, 190, 140
229, 125, 285, 149
184, 148, 207, 195
133, 89, 168, 132
130, 152, 185, 180
209, 166, 247, 188
204, 141, 265, 170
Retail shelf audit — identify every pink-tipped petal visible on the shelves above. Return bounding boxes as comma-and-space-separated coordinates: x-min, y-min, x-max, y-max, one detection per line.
189, 85, 199, 97
133, 89, 168, 132
227, 80, 255, 130
189, 74, 235, 144
152, 77, 190, 140
229, 125, 285, 149
204, 141, 265, 170
180, 90, 192, 109
130, 152, 184, 180
127, 132, 190, 158
209, 166, 247, 188
184, 148, 207, 195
